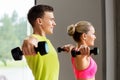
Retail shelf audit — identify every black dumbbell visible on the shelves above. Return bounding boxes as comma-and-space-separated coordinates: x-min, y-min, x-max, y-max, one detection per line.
57, 47, 99, 57
71, 47, 99, 57
11, 41, 49, 60
57, 47, 66, 53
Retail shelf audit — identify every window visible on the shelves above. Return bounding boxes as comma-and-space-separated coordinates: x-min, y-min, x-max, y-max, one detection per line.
0, 0, 35, 80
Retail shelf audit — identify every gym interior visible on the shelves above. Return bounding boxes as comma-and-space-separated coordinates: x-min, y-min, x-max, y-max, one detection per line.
0, 0, 120, 80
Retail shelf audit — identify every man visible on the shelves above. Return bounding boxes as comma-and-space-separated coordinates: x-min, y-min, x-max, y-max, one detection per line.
22, 4, 59, 80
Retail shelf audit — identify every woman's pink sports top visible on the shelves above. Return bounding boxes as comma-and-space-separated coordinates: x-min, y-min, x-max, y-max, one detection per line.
71, 57, 97, 79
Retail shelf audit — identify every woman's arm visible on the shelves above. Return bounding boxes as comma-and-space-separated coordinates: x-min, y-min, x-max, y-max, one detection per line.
74, 46, 91, 70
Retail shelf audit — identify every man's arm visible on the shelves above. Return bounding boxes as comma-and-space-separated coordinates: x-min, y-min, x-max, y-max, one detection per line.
22, 36, 38, 55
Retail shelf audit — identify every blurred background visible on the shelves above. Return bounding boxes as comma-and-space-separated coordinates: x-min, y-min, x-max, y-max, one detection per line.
0, 0, 34, 80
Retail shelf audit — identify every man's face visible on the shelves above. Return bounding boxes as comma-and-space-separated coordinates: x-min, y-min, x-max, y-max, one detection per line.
40, 11, 56, 35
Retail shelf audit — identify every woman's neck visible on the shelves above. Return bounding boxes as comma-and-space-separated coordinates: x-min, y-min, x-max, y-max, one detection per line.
77, 42, 87, 48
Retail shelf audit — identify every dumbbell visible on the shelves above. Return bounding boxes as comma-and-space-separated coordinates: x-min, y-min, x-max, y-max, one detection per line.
11, 41, 48, 60
57, 47, 99, 57
71, 47, 99, 57
57, 47, 66, 53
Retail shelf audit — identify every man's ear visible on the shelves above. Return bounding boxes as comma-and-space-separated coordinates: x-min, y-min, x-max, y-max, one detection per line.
36, 18, 42, 25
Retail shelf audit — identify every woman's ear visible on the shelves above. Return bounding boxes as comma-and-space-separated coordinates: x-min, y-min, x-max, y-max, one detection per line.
81, 33, 87, 40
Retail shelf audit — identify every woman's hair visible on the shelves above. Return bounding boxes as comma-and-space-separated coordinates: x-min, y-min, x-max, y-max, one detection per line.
27, 4, 54, 26
67, 21, 93, 42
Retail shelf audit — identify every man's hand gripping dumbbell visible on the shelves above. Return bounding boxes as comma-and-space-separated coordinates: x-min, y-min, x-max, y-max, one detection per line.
11, 41, 48, 60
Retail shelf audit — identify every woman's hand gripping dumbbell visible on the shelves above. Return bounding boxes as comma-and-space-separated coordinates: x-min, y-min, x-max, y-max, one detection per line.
11, 41, 49, 60
57, 45, 99, 57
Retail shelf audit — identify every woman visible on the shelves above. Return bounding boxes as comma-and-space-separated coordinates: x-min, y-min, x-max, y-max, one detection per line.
64, 21, 97, 80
